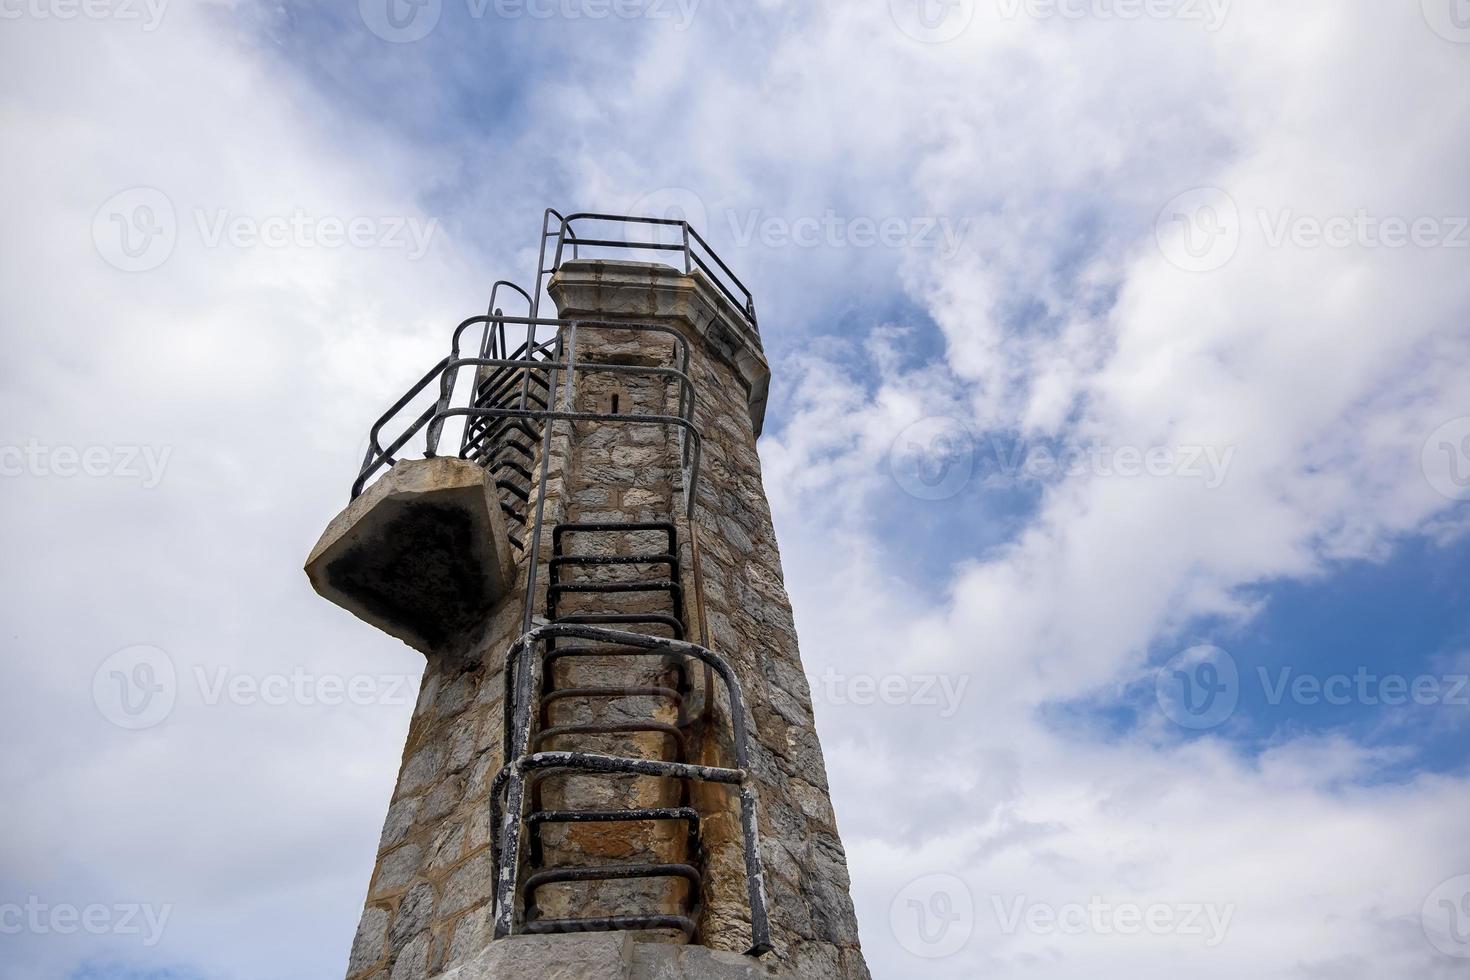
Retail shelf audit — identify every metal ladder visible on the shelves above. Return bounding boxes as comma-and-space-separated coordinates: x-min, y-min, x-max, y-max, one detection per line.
512, 519, 704, 938
480, 315, 771, 955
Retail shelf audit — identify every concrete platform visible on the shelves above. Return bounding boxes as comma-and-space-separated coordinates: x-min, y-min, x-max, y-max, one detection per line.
305, 457, 516, 655
438, 934, 780, 980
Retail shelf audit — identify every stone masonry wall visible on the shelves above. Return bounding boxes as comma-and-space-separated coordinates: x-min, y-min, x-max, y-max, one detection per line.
342, 400, 574, 979
340, 260, 869, 979
548, 263, 870, 979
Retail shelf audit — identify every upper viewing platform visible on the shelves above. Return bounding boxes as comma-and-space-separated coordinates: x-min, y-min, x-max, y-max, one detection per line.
542, 210, 760, 335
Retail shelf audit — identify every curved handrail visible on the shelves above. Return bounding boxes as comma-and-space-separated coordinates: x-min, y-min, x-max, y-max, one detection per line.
481, 280, 535, 363
490, 622, 771, 956
355, 315, 693, 500
546, 210, 758, 330
353, 354, 453, 499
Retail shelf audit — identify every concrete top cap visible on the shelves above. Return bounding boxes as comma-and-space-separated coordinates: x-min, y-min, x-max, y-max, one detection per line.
548, 258, 771, 437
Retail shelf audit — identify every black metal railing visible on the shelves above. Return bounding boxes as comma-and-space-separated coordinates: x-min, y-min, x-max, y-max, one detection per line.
536, 209, 758, 331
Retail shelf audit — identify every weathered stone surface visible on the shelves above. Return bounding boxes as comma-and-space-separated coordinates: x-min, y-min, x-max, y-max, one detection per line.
548, 260, 770, 436
437, 932, 787, 980
440, 850, 494, 917
373, 843, 423, 897
438, 933, 630, 980
391, 933, 431, 980
391, 882, 435, 949
348, 905, 390, 977
380, 796, 422, 852
330, 259, 868, 980
306, 458, 516, 654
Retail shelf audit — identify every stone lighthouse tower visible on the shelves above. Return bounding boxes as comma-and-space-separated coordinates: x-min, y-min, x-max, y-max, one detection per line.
306, 211, 869, 979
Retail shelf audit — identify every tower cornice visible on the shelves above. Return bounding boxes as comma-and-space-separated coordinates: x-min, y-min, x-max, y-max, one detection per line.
548, 259, 771, 437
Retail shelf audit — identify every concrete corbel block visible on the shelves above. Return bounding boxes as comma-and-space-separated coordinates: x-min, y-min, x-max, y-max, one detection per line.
305, 457, 516, 655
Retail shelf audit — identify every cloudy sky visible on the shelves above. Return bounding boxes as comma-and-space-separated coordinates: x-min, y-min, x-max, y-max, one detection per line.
2, 0, 1469, 977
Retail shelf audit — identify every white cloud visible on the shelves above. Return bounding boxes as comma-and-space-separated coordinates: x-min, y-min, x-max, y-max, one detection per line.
2, 1, 1468, 978
749, 3, 1470, 977
0, 4, 487, 977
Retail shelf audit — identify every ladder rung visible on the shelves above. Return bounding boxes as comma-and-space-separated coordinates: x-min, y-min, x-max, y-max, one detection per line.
528, 806, 697, 827
546, 613, 684, 639
533, 721, 686, 760
522, 914, 696, 937
542, 685, 682, 707
550, 554, 676, 567
549, 579, 680, 596
525, 862, 700, 890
